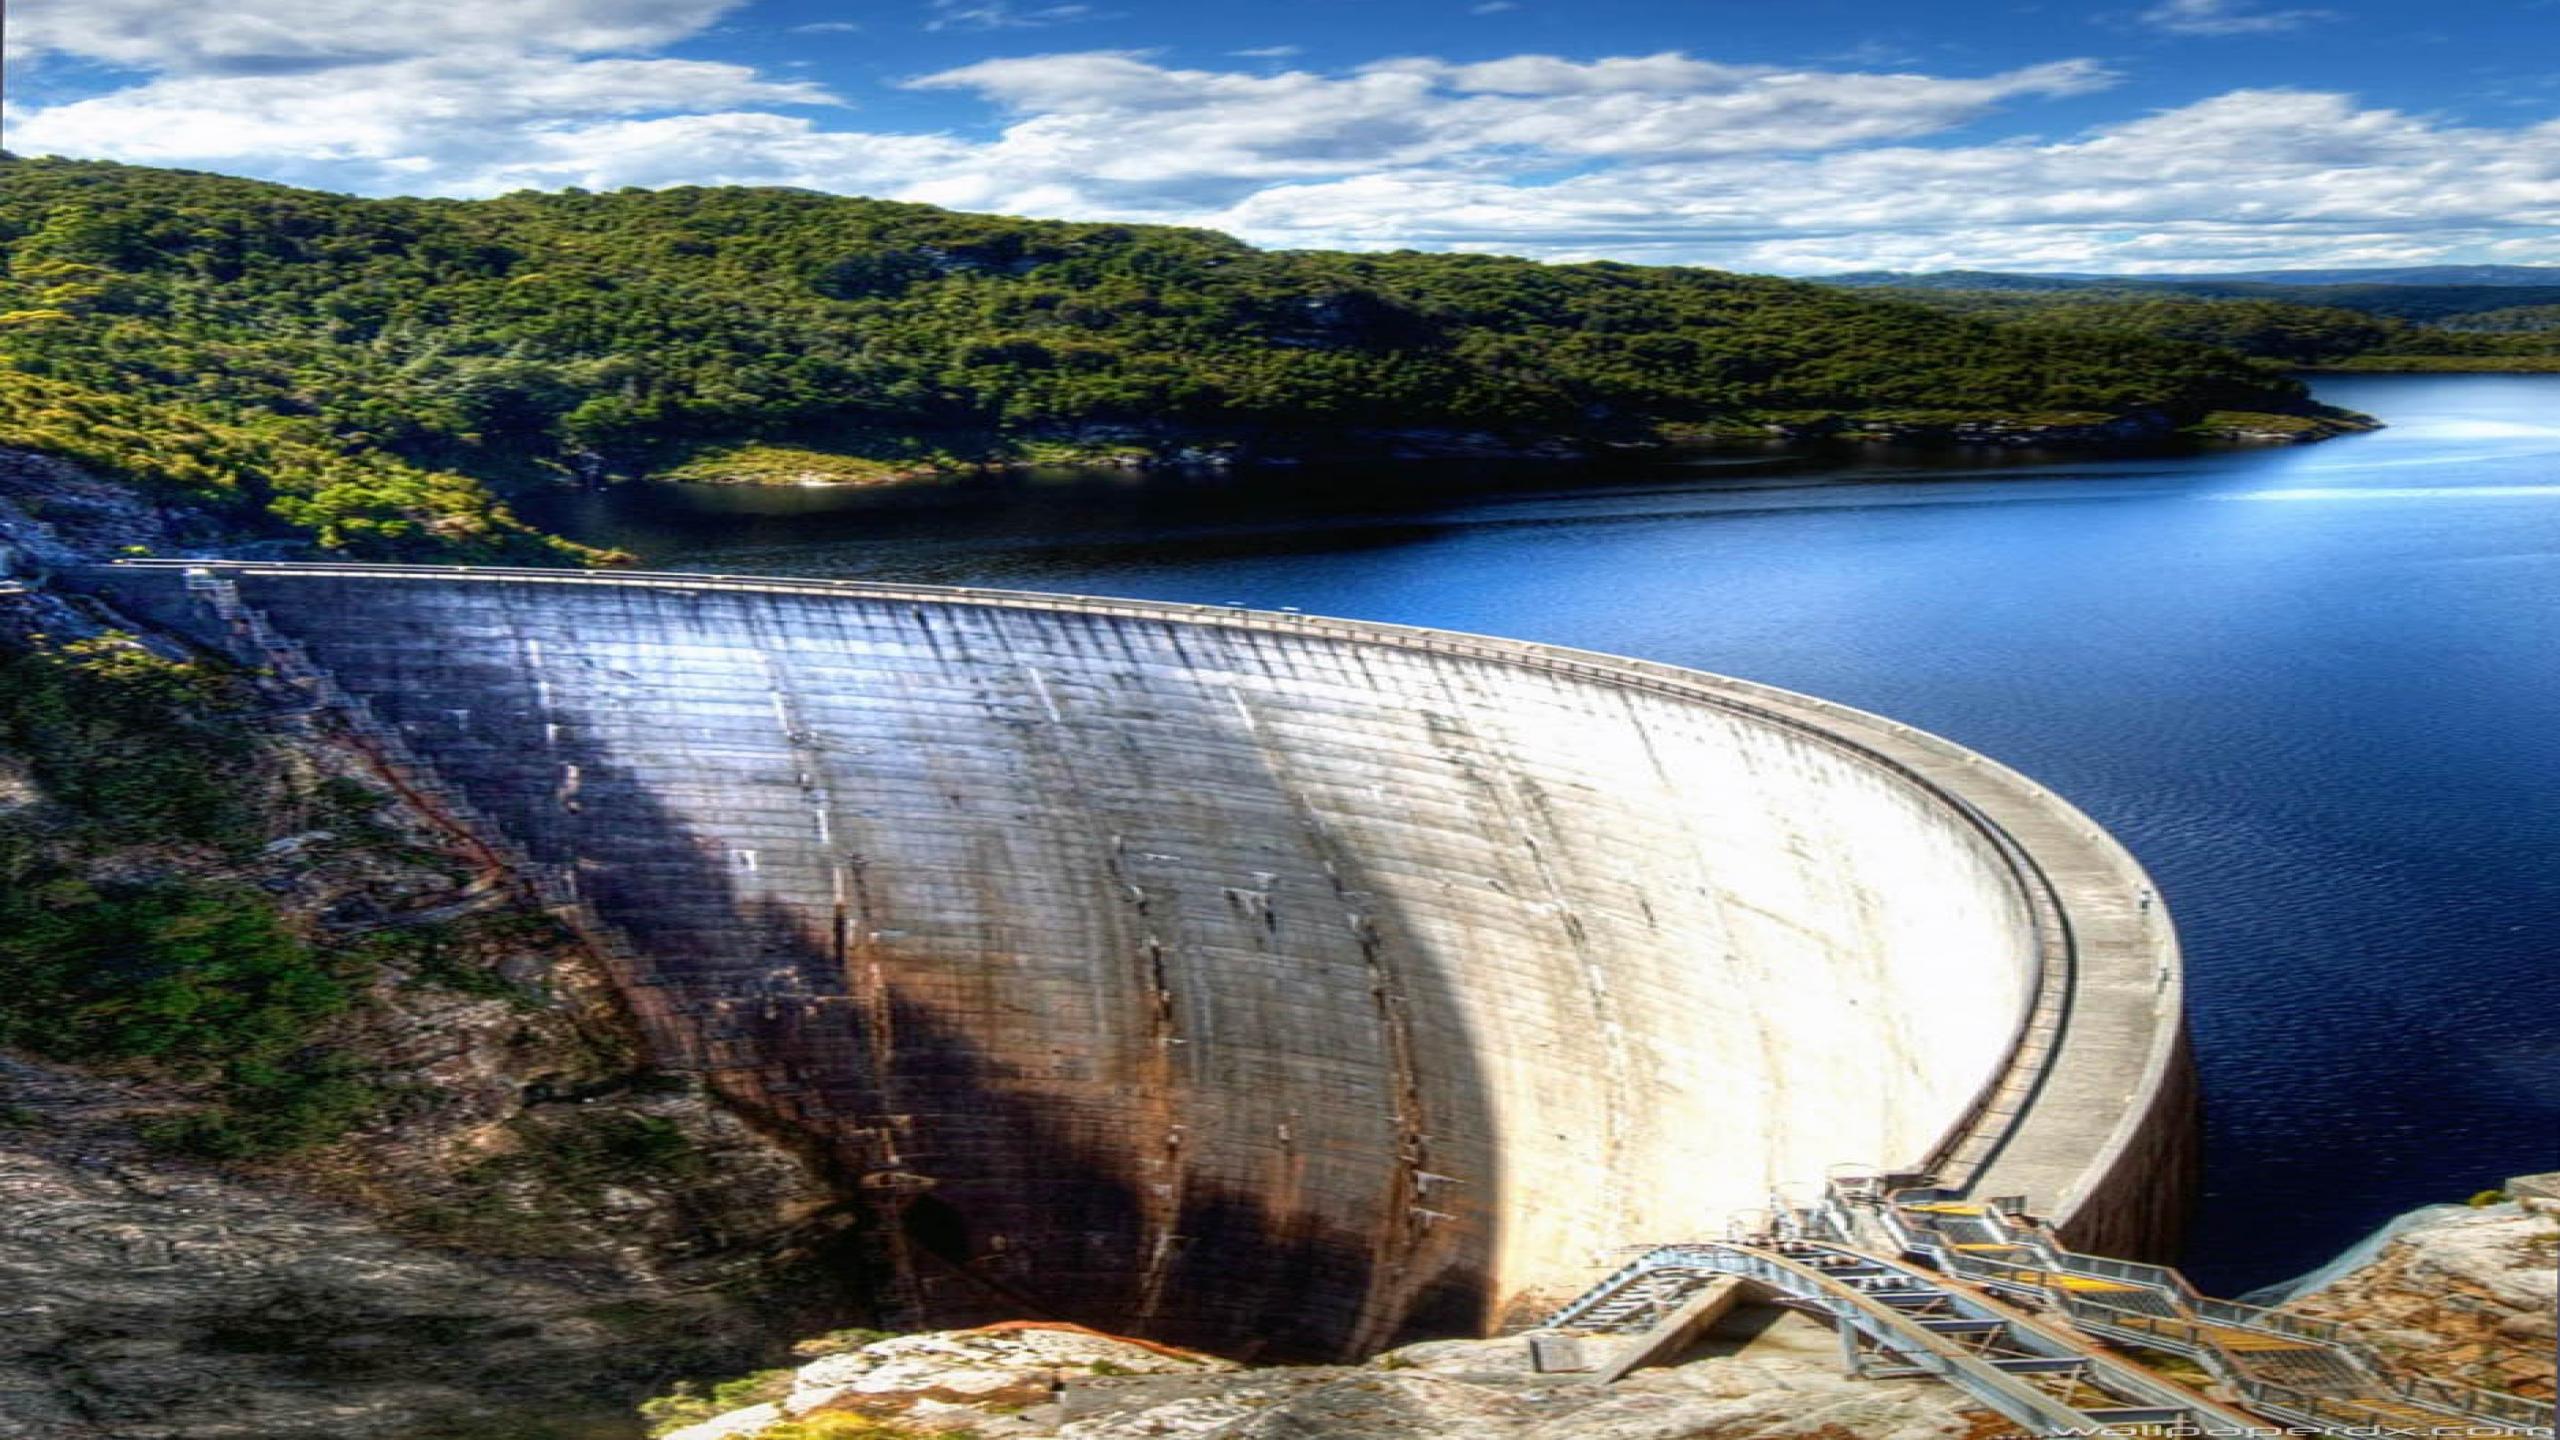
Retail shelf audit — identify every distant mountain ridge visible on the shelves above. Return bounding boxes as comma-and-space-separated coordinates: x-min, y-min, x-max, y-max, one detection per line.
1819, 265, 2560, 289
1812, 268, 2560, 328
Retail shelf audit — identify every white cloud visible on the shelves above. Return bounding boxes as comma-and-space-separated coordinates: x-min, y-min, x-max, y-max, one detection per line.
1204, 91, 2560, 271
5, 0, 745, 71
13, 53, 835, 191
903, 50, 2113, 182
8, 23, 2557, 273
6, 0, 834, 195
2138, 0, 2336, 36
925, 1, 1108, 31
439, 112, 981, 195
789, 20, 865, 33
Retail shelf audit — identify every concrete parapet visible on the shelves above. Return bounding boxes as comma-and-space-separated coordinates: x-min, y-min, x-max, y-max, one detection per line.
77, 562, 2193, 1356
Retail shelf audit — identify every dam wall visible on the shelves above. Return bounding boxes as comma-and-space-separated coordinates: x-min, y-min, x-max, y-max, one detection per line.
84, 563, 2191, 1358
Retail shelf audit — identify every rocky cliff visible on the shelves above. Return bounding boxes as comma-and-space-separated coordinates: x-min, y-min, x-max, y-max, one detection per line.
1, 464, 859, 1439
2277, 1187, 2558, 1403
646, 1318, 1992, 1440
0, 673, 855, 1437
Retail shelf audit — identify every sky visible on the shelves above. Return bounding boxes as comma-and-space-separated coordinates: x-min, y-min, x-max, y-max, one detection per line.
4, 0, 2558, 274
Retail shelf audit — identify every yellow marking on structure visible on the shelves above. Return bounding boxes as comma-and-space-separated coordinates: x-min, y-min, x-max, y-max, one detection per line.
2205, 1329, 2320, 1353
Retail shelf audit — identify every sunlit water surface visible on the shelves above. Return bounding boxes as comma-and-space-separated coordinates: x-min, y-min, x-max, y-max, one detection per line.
530, 375, 2560, 1291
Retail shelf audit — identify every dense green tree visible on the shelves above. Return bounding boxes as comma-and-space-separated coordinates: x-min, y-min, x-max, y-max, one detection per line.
1858, 288, 2560, 367
0, 632, 379, 1156
0, 157, 2345, 540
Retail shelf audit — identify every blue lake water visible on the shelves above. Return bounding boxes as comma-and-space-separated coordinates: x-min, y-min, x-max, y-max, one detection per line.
530, 374, 2560, 1291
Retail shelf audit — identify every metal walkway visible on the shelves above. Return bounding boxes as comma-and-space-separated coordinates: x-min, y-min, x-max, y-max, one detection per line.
1858, 1180, 2554, 1437
1547, 1234, 2265, 1436
1541, 1181, 2556, 1438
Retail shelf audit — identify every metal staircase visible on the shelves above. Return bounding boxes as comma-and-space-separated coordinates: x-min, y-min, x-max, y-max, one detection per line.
1539, 1184, 2554, 1437
1870, 1183, 2554, 1437
1545, 1235, 2263, 1434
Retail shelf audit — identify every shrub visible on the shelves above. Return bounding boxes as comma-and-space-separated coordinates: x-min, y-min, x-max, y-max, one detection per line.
0, 632, 257, 846
0, 875, 381, 1156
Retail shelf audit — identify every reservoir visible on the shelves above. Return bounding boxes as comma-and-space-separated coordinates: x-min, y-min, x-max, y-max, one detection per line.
528, 373, 2560, 1292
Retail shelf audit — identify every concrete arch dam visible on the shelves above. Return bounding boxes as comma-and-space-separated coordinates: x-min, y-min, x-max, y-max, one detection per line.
89, 563, 2194, 1361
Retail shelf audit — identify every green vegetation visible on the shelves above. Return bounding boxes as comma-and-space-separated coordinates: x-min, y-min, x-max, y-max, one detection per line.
2438, 303, 2560, 334
789, 1329, 899, 1360
0, 369, 595, 561
2318, 354, 2560, 373
354, 913, 556, 1003
1843, 287, 2560, 372
400, 1109, 708, 1253
0, 156, 2340, 527
640, 1369, 800, 1437
0, 879, 348, 1070
0, 632, 258, 845
2186, 410, 2338, 436
0, 631, 385, 1155
658, 442, 937, 487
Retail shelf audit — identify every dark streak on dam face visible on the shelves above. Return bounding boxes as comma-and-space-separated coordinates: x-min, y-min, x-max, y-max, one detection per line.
87, 564, 2196, 1360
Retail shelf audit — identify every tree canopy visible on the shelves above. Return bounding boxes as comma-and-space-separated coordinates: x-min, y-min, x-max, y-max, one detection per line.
0, 158, 2348, 555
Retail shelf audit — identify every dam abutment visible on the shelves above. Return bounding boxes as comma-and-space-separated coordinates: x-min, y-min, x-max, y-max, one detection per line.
77, 561, 2196, 1354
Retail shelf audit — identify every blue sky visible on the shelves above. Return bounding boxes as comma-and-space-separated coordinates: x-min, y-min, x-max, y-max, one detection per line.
7, 0, 2557, 273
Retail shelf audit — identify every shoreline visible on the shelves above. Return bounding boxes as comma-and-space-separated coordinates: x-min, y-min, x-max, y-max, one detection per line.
641, 406, 2380, 489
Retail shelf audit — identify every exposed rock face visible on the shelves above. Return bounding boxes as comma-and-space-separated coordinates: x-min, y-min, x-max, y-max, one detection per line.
658, 1324, 1987, 1440
4, 1057, 700, 1440
0, 450, 218, 563
659, 1324, 1239, 1439
2281, 1199, 2558, 1401
0, 823, 848, 1439
3, 533, 850, 1436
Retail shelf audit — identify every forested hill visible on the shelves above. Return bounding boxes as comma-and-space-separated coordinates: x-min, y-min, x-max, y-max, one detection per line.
1819, 268, 2560, 321
0, 158, 2343, 560
1823, 289, 2560, 371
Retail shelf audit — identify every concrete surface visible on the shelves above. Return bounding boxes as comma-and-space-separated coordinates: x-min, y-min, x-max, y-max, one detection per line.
81, 563, 2191, 1358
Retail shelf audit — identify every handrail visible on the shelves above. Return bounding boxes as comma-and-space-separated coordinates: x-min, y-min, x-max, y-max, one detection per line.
1871, 1183, 2555, 1436
1552, 1239, 2275, 1434
1975, 1203, 2544, 1424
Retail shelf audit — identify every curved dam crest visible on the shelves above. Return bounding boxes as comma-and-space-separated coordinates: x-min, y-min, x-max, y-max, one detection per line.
86, 562, 2194, 1359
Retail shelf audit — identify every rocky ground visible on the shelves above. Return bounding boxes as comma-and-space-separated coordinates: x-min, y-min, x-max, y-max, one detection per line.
0, 734, 853, 1438
2279, 1192, 2558, 1402
653, 1314, 1996, 1440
